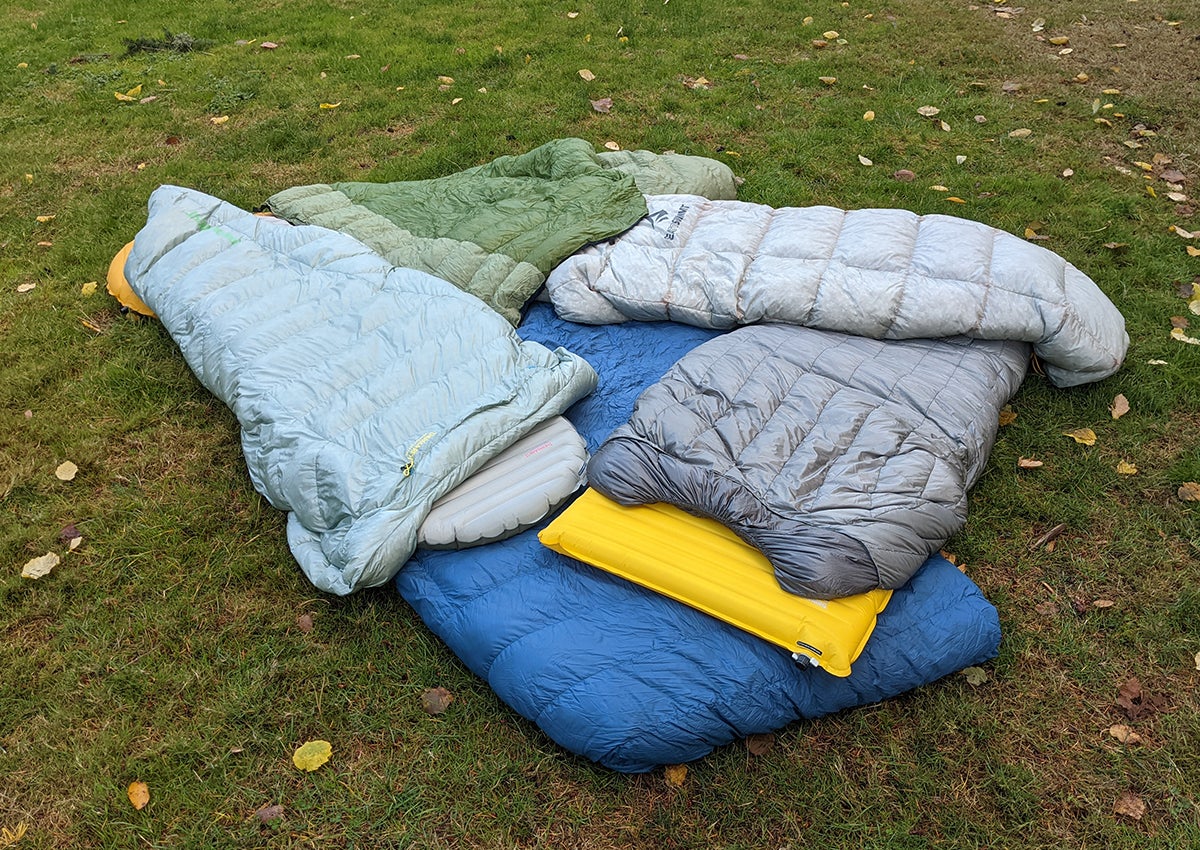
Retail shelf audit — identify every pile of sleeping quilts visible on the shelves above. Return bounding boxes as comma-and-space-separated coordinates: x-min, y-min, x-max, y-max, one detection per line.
117, 140, 1128, 772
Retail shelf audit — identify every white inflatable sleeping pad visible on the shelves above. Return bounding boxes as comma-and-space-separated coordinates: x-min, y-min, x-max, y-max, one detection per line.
417, 416, 588, 549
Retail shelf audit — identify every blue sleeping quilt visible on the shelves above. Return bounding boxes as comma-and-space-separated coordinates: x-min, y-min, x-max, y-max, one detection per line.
397, 304, 1001, 772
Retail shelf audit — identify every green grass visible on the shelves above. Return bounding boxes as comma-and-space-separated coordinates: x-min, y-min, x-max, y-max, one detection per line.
2, 0, 1199, 847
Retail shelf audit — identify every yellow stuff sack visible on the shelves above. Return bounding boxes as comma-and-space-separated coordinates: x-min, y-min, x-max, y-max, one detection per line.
539, 489, 892, 677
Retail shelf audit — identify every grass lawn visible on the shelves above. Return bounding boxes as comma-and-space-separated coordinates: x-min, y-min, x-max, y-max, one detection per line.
1, 0, 1198, 847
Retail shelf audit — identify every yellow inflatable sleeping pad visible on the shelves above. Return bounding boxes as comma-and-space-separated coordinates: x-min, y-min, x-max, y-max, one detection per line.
106, 240, 156, 317
539, 488, 892, 677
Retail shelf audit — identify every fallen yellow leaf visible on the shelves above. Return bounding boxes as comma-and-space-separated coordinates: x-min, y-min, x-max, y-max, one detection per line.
1062, 428, 1097, 446
16, 283, 35, 293
819, 76, 837, 85
664, 764, 688, 787
81, 281, 98, 295
210, 115, 229, 125
1171, 327, 1200, 345
127, 781, 150, 810
55, 461, 79, 481
319, 102, 341, 109
450, 97, 463, 105
114, 84, 143, 102
36, 214, 55, 223
21, 553, 60, 579
0, 823, 28, 846
998, 406, 1017, 426
945, 196, 966, 204
863, 110, 875, 121
292, 740, 332, 771
1116, 460, 1138, 475
858, 154, 873, 166
1008, 128, 1032, 138
578, 69, 596, 81
1187, 246, 1200, 258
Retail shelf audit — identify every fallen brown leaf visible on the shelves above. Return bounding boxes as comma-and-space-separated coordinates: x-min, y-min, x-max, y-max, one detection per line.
255, 803, 284, 823
1108, 724, 1142, 745
1116, 677, 1164, 721
296, 613, 314, 633
746, 733, 775, 756
1114, 791, 1146, 820
1030, 523, 1067, 551
420, 686, 454, 715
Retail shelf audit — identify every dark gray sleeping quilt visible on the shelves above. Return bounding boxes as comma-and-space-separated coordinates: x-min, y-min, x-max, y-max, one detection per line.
587, 324, 1029, 598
